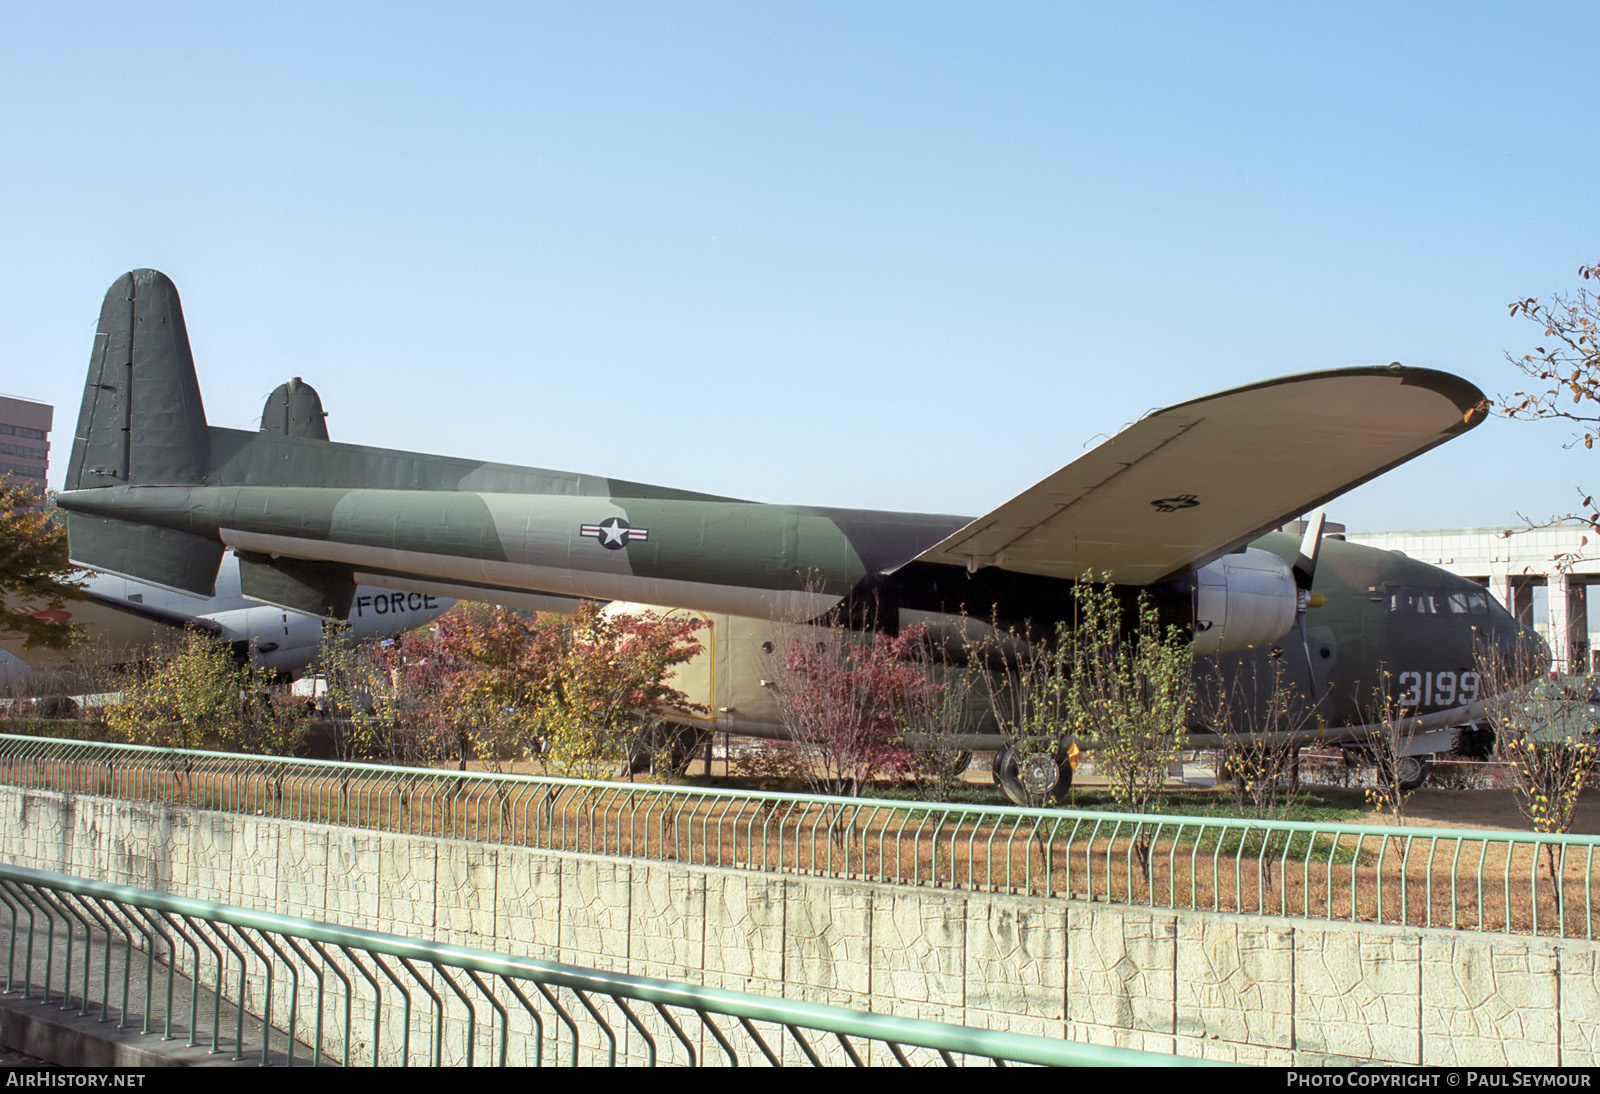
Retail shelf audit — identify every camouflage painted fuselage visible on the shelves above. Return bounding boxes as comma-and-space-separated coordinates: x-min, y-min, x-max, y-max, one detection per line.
55, 269, 1542, 744
60, 422, 1533, 742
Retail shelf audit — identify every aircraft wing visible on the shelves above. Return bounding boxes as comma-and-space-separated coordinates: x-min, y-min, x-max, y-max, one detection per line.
0, 590, 218, 670
908, 365, 1486, 585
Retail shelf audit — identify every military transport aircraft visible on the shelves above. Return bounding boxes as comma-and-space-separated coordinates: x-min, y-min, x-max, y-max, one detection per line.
52, 270, 1543, 799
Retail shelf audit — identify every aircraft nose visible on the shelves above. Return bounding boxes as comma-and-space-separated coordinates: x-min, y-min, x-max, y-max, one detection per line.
1503, 621, 1553, 683
1480, 617, 1550, 691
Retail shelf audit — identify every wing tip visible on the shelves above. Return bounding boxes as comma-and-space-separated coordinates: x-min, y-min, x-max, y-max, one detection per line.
1163, 363, 1488, 428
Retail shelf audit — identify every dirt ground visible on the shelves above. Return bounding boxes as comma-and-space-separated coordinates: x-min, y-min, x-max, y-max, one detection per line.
468, 753, 1600, 836
1069, 760, 1600, 835
1086, 753, 1600, 835
1358, 787, 1600, 835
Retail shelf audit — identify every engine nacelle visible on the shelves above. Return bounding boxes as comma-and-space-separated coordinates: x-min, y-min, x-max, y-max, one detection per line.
1188, 547, 1299, 655
208, 605, 327, 674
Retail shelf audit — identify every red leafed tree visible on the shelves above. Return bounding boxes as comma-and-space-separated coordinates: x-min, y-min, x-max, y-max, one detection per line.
772, 624, 939, 796
386, 621, 476, 766
397, 601, 707, 777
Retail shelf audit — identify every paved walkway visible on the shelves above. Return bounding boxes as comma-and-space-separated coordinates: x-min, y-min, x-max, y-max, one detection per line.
0, 917, 310, 1067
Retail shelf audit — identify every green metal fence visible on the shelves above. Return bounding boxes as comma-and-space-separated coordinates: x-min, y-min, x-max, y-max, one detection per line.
0, 862, 1205, 1066
0, 733, 1595, 938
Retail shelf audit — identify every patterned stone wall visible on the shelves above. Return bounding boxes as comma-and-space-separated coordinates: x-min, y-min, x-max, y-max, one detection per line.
1, 785, 1593, 1066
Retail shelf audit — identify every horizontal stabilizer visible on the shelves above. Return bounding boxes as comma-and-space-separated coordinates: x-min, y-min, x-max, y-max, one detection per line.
237, 552, 355, 618
0, 588, 220, 671
909, 365, 1486, 585
64, 513, 223, 597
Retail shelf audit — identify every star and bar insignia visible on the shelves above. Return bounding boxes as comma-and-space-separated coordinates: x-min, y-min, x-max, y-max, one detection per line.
579, 517, 650, 550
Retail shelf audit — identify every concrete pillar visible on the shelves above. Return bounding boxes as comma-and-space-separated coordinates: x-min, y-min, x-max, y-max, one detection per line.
1548, 574, 1572, 673
1564, 577, 1591, 674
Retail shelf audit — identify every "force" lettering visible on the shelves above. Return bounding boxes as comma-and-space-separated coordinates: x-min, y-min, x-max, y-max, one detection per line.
353, 592, 440, 617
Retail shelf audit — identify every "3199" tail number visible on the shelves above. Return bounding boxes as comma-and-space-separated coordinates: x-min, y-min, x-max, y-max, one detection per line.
1396, 670, 1479, 710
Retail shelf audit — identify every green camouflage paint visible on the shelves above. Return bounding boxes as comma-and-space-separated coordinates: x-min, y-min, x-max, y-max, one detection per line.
55, 270, 1545, 746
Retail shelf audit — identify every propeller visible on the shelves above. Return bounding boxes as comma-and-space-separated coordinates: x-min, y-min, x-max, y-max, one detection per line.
1292, 510, 1328, 702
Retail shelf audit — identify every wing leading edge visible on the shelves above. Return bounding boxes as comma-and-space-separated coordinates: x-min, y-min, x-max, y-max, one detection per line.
908, 365, 1486, 585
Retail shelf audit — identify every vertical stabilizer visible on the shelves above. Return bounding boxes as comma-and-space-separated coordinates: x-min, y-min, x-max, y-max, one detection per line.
259, 378, 330, 440
63, 270, 223, 595
67, 269, 210, 489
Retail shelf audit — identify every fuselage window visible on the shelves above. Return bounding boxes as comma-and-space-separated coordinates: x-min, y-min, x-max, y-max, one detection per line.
1446, 589, 1490, 616
1388, 586, 1438, 613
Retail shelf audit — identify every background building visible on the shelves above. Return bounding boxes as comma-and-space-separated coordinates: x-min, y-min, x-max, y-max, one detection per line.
0, 395, 51, 491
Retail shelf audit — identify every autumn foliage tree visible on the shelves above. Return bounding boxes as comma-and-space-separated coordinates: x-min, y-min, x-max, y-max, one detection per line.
1196, 659, 1318, 822
900, 660, 987, 801
427, 603, 545, 769
313, 621, 441, 765
1360, 676, 1419, 825
381, 624, 472, 766
0, 479, 81, 650
411, 601, 707, 779
1061, 581, 1193, 816
105, 628, 306, 756
1477, 637, 1596, 901
530, 603, 708, 779
769, 624, 938, 797
982, 621, 1076, 806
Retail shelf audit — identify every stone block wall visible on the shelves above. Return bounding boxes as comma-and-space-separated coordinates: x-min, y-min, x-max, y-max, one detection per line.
0, 785, 1593, 1066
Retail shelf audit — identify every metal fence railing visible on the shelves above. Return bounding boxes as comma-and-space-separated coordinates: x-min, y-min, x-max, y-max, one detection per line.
0, 734, 1596, 938
0, 863, 1207, 1067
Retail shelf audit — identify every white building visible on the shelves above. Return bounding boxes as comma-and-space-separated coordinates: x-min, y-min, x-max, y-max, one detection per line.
1342, 524, 1600, 673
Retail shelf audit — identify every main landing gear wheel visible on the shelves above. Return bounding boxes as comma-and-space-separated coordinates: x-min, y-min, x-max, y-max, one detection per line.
627, 725, 711, 776
1452, 725, 1495, 760
992, 744, 1073, 806
932, 750, 974, 780
1376, 753, 1428, 792
1394, 755, 1427, 792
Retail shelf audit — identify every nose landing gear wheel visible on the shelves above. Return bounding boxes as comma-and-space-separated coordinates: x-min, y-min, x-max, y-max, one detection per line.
992, 744, 1073, 806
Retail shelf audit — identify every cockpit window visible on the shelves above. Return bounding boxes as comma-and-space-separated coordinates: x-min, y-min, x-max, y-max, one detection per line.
1447, 589, 1491, 615
1387, 585, 1490, 616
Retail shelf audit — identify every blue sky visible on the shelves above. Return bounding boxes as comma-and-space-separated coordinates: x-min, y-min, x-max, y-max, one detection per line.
3, 2, 1597, 532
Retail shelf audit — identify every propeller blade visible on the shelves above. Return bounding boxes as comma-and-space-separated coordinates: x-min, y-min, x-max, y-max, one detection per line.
1293, 510, 1328, 702
1293, 509, 1326, 590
